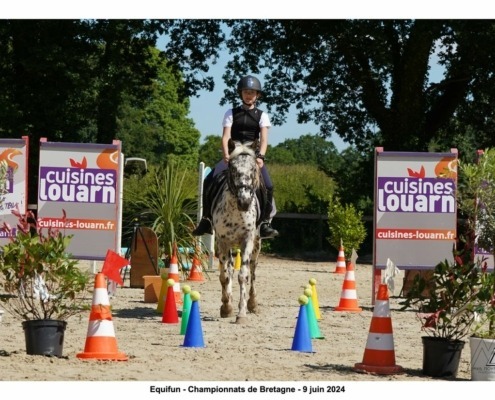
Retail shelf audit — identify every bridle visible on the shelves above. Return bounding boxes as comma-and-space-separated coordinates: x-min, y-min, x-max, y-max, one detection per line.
226, 145, 259, 209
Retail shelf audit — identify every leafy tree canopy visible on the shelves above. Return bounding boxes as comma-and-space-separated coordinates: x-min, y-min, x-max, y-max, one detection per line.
0, 19, 200, 202
198, 135, 222, 168
118, 47, 200, 169
160, 19, 495, 152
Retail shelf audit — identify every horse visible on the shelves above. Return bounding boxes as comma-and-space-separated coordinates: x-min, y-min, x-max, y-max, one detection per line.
211, 140, 263, 324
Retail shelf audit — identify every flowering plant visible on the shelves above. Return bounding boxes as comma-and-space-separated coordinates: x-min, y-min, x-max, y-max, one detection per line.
0, 208, 90, 321
471, 265, 495, 338
457, 148, 495, 339
399, 245, 481, 341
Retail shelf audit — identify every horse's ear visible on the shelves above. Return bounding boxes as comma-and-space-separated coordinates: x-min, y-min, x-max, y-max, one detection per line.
228, 138, 236, 154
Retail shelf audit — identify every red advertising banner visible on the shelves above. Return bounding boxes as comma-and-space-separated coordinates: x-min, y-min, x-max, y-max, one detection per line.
37, 139, 122, 260
0, 137, 29, 246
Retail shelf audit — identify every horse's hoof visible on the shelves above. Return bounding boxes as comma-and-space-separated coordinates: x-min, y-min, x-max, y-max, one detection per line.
220, 306, 233, 318
235, 316, 248, 324
247, 300, 258, 314
248, 306, 259, 315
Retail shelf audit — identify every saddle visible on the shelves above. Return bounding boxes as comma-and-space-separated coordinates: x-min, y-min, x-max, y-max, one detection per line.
205, 170, 268, 227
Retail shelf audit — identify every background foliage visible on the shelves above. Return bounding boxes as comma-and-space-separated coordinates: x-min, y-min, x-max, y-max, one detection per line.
3, 19, 495, 256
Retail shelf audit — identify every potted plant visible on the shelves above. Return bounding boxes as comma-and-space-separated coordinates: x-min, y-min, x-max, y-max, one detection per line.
399, 244, 481, 378
0, 208, 91, 357
457, 148, 495, 380
124, 163, 207, 275
327, 196, 367, 262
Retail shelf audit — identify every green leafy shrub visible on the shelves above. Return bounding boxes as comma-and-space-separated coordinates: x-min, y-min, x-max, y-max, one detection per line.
270, 164, 336, 213
327, 197, 366, 261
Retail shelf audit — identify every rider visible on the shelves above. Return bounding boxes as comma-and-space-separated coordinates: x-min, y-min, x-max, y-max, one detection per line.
192, 75, 279, 239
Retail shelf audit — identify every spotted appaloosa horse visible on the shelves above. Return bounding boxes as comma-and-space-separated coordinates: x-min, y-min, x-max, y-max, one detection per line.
211, 140, 262, 324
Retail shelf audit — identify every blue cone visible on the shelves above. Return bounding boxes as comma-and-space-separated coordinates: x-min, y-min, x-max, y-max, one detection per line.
291, 304, 312, 352
183, 300, 205, 348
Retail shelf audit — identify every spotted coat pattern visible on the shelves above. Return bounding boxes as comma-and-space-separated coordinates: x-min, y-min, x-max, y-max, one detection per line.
212, 141, 261, 323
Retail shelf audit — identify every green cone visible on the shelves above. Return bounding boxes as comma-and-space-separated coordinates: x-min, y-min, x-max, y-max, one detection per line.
180, 291, 192, 335
305, 289, 324, 339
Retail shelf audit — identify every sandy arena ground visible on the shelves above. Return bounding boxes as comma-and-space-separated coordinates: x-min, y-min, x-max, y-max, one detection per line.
0, 254, 478, 397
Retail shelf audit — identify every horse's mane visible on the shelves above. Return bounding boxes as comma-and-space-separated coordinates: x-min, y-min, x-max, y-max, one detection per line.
229, 142, 256, 159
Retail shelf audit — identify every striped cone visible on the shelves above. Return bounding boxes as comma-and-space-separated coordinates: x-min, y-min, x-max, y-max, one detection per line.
333, 244, 346, 274
354, 284, 403, 375
334, 261, 362, 312
77, 273, 128, 361
168, 251, 182, 306
188, 255, 205, 282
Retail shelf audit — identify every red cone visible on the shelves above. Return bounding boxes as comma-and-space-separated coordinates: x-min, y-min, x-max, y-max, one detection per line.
161, 279, 179, 324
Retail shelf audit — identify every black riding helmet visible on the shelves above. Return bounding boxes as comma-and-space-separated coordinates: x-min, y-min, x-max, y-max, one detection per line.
237, 75, 262, 96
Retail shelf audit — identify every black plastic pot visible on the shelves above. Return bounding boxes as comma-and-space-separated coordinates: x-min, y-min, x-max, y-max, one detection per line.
422, 336, 465, 378
22, 319, 67, 357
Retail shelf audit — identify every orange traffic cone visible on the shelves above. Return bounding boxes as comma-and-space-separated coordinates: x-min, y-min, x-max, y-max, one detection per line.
168, 249, 182, 306
333, 243, 346, 274
334, 261, 362, 312
188, 255, 205, 282
77, 273, 128, 361
354, 284, 403, 375
162, 279, 179, 324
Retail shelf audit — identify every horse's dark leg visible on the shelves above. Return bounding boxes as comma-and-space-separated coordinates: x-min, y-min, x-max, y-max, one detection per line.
247, 238, 261, 314
219, 246, 234, 318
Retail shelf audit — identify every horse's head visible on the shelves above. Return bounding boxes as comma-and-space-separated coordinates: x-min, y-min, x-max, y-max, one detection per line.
227, 140, 260, 212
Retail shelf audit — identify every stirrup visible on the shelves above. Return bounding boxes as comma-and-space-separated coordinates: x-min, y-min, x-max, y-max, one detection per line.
192, 218, 213, 236
260, 221, 279, 239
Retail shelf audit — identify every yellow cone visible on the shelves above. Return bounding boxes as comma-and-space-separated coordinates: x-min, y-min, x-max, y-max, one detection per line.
234, 248, 241, 270
156, 273, 168, 314
309, 278, 321, 320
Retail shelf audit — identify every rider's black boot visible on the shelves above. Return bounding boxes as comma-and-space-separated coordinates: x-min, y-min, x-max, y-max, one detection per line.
260, 220, 279, 239
260, 188, 279, 239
